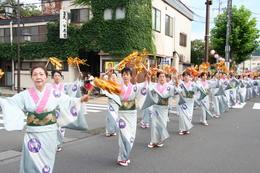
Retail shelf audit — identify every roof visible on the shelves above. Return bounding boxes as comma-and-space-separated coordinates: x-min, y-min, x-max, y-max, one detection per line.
163, 0, 193, 21
0, 15, 59, 26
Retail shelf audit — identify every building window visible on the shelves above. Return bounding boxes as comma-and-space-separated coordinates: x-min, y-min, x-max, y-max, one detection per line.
104, 8, 113, 20
165, 15, 173, 37
71, 8, 90, 23
179, 33, 187, 47
0, 29, 4, 43
0, 25, 47, 43
115, 7, 126, 19
152, 7, 161, 32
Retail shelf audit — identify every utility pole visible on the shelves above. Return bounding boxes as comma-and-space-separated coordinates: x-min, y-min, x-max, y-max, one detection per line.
218, 0, 221, 15
225, 0, 232, 70
17, 0, 21, 93
204, 0, 212, 63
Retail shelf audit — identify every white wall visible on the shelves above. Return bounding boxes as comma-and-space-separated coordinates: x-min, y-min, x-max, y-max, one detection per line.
238, 56, 260, 72
152, 0, 192, 71
14, 64, 80, 89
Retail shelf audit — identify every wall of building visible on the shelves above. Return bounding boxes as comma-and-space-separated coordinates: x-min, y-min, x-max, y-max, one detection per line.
152, 0, 192, 72
14, 64, 80, 89
238, 56, 260, 72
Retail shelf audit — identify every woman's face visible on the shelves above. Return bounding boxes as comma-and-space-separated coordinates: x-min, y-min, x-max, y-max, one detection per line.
122, 72, 131, 84
110, 74, 117, 82
158, 73, 166, 84
31, 67, 47, 88
202, 74, 207, 80
53, 72, 62, 84
183, 74, 190, 82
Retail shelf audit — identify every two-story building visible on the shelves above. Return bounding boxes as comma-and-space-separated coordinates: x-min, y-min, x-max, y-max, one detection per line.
0, 0, 193, 89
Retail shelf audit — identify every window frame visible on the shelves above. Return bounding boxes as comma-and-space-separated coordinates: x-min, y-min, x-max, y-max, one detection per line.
152, 7, 161, 32
165, 14, 173, 37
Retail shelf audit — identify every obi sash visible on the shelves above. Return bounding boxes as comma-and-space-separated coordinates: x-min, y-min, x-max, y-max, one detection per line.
119, 100, 136, 110
27, 110, 57, 126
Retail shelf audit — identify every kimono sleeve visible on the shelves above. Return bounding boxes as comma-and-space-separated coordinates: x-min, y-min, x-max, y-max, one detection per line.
56, 94, 88, 130
135, 82, 148, 108
0, 92, 26, 131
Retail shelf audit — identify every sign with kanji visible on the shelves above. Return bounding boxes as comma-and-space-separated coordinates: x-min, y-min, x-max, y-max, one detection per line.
60, 10, 68, 39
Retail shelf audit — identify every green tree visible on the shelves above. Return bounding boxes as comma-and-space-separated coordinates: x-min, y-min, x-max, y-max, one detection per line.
191, 39, 204, 65
211, 5, 259, 64
0, 0, 41, 17
191, 39, 216, 65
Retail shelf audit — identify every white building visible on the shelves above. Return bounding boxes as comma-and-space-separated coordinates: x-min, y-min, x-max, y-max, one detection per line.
238, 55, 260, 72
152, 0, 193, 72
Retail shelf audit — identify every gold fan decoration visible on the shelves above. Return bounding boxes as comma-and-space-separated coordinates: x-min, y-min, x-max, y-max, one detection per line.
162, 65, 177, 74
199, 62, 210, 73
216, 60, 228, 73
115, 49, 149, 74
148, 67, 159, 77
67, 57, 87, 66
186, 67, 199, 77
93, 77, 121, 95
0, 69, 4, 79
47, 57, 63, 70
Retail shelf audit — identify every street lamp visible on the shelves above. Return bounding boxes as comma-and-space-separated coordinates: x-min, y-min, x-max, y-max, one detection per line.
4, 1, 22, 92
23, 32, 32, 42
4, 4, 13, 16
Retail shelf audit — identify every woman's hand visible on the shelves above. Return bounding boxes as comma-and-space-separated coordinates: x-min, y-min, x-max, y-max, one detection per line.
80, 95, 89, 102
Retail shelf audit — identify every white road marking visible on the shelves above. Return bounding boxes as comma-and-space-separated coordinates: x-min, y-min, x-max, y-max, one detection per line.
86, 106, 107, 110
232, 103, 246, 109
253, 103, 260, 110
86, 104, 107, 108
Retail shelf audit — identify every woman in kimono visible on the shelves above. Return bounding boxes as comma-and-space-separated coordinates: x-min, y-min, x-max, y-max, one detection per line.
117, 67, 143, 167
197, 72, 212, 126
51, 70, 66, 152
208, 73, 224, 118
147, 71, 175, 148
105, 73, 119, 137
0, 66, 89, 173
237, 75, 247, 104
176, 72, 197, 135
138, 76, 151, 129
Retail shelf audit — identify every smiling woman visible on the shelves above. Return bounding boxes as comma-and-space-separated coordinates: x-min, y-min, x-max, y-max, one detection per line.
0, 66, 89, 173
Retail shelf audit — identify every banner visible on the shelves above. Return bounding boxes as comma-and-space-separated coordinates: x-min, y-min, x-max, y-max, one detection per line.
60, 10, 68, 39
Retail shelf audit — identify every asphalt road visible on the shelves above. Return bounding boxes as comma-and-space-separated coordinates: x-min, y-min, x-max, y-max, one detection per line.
0, 97, 260, 173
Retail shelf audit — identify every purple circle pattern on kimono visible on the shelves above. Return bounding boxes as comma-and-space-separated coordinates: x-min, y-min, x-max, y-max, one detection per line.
109, 105, 114, 111
134, 86, 137, 92
28, 138, 41, 153
64, 85, 68, 92
70, 106, 78, 117
42, 165, 51, 173
72, 84, 78, 92
141, 87, 147, 95
167, 86, 170, 91
130, 137, 135, 143
118, 119, 126, 129
55, 110, 60, 118
181, 104, 187, 110
60, 128, 65, 133
53, 90, 61, 98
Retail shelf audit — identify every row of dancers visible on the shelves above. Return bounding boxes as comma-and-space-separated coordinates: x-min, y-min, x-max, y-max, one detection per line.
0, 65, 259, 172
103, 68, 260, 166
